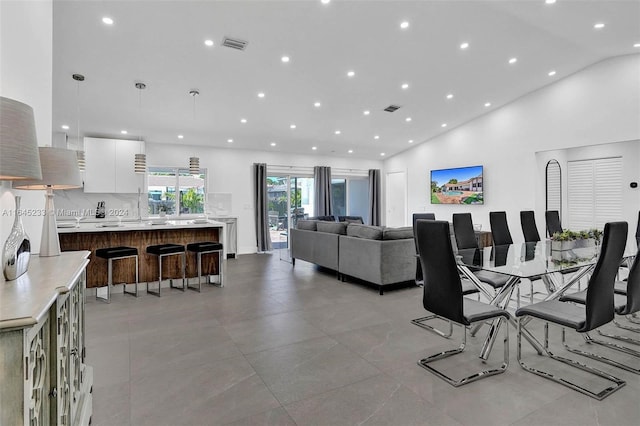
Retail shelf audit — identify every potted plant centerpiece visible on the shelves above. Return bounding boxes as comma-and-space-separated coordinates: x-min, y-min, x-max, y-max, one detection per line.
550, 229, 602, 261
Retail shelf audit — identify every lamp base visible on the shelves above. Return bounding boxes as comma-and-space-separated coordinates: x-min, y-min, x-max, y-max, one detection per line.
2, 195, 31, 280
39, 188, 60, 257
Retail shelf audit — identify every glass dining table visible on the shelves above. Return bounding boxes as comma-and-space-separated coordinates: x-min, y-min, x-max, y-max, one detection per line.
455, 241, 635, 360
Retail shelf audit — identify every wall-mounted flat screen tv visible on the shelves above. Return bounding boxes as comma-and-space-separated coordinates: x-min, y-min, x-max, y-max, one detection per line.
431, 165, 483, 204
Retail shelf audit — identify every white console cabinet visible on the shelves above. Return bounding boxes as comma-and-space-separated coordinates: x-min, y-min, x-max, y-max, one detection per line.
0, 252, 93, 425
84, 137, 144, 193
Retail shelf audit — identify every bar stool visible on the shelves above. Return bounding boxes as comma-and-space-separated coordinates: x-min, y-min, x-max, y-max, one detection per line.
146, 243, 186, 296
95, 246, 139, 303
187, 242, 224, 292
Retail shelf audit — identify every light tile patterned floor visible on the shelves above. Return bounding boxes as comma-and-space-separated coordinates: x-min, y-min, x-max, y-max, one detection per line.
85, 253, 640, 426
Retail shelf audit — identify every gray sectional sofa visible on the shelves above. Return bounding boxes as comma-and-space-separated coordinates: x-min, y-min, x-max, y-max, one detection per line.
290, 220, 416, 294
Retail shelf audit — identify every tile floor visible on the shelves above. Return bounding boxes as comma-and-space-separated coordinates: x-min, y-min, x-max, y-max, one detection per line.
85, 253, 640, 426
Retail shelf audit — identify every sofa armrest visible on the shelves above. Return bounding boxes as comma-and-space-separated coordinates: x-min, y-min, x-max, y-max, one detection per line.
338, 236, 415, 285
290, 228, 340, 270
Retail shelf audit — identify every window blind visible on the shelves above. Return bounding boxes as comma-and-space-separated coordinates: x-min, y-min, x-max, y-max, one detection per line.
567, 157, 622, 230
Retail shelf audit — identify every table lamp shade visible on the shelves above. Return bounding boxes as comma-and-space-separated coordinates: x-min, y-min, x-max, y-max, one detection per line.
14, 147, 82, 257
15, 147, 82, 189
0, 96, 42, 180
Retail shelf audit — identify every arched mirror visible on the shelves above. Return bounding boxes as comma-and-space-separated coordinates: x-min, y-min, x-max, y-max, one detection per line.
545, 159, 561, 215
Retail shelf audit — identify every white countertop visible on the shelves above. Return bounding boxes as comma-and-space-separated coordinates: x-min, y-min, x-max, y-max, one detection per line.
56, 219, 226, 233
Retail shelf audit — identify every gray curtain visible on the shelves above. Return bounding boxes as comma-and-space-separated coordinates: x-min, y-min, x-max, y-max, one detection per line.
253, 163, 272, 252
314, 166, 333, 216
368, 169, 381, 226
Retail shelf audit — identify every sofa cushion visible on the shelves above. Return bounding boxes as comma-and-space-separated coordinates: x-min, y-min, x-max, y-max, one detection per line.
383, 226, 413, 240
316, 221, 348, 235
296, 220, 317, 231
347, 223, 383, 240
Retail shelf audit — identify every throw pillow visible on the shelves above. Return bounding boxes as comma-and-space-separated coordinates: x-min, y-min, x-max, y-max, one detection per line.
316, 221, 348, 235
296, 220, 317, 231
346, 223, 383, 240
383, 226, 413, 240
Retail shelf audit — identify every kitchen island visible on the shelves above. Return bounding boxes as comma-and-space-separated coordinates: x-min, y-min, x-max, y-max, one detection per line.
58, 220, 226, 288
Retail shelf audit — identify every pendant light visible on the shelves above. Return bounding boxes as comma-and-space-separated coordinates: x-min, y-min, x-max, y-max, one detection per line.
189, 89, 200, 175
73, 73, 86, 171
134, 82, 147, 174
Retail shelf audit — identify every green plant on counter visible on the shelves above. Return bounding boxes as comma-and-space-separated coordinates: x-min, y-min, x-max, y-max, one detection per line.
551, 228, 603, 242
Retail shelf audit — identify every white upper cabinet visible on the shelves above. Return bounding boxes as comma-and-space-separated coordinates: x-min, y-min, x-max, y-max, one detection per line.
84, 137, 144, 193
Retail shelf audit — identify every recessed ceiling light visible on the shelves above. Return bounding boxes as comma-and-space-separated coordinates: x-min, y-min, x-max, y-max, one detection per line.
314, 102, 321, 107
441, 123, 447, 128
312, 146, 317, 150
634, 43, 640, 48
61, 125, 69, 130
204, 39, 214, 47
508, 57, 518, 64
484, 102, 491, 107
446, 93, 454, 99
400, 21, 409, 29
321, 0, 331, 4
594, 23, 605, 29
363, 110, 370, 115
545, 0, 556, 4
548, 70, 557, 76
257, 92, 265, 98
408, 140, 414, 144
460, 42, 469, 49
281, 56, 290, 63
347, 70, 355, 77
290, 124, 296, 129
178, 134, 184, 139
374, 135, 380, 140
270, 142, 276, 147
348, 149, 353, 154
405, 117, 412, 122
380, 152, 386, 156
102, 17, 114, 25
227, 138, 233, 143
335, 130, 341, 135
240, 118, 247, 123
401, 83, 409, 90
121, 130, 128, 134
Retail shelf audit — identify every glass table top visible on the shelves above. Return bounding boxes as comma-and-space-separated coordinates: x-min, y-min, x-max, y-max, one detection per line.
456, 241, 634, 279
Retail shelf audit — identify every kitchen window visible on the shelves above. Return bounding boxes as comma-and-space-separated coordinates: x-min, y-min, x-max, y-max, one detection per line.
148, 167, 206, 216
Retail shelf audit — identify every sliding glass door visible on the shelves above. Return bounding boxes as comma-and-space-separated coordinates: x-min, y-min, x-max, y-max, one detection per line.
267, 175, 314, 251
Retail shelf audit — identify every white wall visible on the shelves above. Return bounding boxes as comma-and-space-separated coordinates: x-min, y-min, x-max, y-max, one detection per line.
1, 0, 53, 253
384, 54, 640, 246
147, 144, 382, 254
536, 140, 640, 248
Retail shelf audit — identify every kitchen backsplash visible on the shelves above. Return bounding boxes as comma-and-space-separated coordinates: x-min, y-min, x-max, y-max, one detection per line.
54, 189, 148, 221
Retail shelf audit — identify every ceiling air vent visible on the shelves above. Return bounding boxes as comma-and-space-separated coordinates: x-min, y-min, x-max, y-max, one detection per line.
384, 104, 401, 112
222, 37, 248, 51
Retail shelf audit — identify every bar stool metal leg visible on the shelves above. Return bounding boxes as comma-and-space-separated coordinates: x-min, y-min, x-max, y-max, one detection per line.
96, 258, 113, 303
169, 253, 186, 291
123, 255, 139, 297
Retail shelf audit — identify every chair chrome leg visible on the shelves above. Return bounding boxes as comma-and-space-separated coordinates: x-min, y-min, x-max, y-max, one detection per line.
96, 258, 112, 303
516, 319, 626, 400
418, 317, 508, 387
123, 255, 139, 297
411, 314, 454, 338
562, 331, 640, 374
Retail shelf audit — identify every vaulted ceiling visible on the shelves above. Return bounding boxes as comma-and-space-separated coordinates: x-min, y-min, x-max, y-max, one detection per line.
52, 0, 640, 160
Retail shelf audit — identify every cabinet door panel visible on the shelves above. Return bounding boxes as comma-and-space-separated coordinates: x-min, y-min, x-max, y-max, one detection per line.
84, 138, 116, 193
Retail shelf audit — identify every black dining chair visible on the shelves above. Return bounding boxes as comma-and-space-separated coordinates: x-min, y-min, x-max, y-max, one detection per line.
515, 221, 628, 400
562, 249, 640, 351
489, 211, 513, 246
635, 211, 640, 249
411, 213, 479, 336
545, 210, 563, 237
520, 211, 541, 243
415, 219, 510, 387
453, 213, 509, 291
